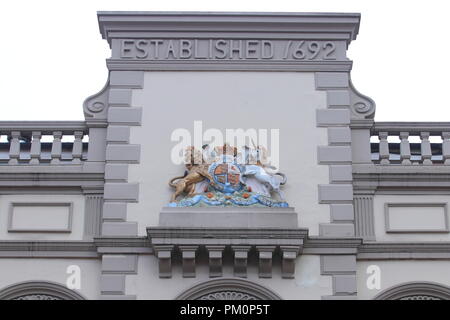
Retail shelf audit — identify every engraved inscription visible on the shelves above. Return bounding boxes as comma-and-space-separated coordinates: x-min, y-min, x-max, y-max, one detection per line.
118, 39, 340, 61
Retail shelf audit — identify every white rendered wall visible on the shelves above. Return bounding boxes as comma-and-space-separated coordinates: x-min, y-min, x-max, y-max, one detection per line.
0, 258, 100, 300
127, 254, 331, 300
0, 194, 86, 241
357, 260, 450, 300
373, 195, 450, 241
127, 72, 330, 235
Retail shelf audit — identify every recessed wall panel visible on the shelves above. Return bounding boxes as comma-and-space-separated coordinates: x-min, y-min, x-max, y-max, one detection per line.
8, 203, 73, 233
385, 203, 448, 233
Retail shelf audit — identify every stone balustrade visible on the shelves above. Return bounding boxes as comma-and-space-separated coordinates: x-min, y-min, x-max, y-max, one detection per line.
2, 120, 449, 168
371, 122, 450, 165
0, 121, 88, 165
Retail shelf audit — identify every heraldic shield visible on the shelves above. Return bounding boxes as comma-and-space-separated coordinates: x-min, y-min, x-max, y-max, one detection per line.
209, 159, 244, 194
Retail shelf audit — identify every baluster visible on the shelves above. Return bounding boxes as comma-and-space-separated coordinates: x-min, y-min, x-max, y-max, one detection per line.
71, 131, 84, 164
50, 131, 62, 164
8, 131, 21, 165
442, 132, 450, 165
420, 132, 432, 165
29, 131, 42, 165
378, 132, 390, 165
399, 132, 411, 165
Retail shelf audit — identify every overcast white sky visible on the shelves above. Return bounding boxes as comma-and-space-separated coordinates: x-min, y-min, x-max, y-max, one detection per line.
0, 0, 449, 122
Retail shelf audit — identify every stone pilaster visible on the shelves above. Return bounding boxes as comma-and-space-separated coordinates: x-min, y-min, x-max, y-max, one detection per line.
315, 72, 355, 239
99, 71, 144, 299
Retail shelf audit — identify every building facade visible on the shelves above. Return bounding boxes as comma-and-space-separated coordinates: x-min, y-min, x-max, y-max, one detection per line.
0, 11, 450, 300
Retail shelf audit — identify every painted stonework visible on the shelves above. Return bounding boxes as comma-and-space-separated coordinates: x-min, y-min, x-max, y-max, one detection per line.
168, 144, 288, 207
0, 12, 450, 301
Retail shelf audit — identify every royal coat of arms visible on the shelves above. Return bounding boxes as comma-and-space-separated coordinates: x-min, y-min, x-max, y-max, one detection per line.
168, 144, 288, 207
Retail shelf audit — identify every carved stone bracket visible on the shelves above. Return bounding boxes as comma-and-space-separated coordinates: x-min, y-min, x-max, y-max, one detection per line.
257, 246, 276, 278
154, 245, 174, 278
180, 245, 198, 278
148, 234, 305, 279
349, 79, 376, 120
206, 245, 225, 278
232, 246, 251, 278
148, 207, 305, 279
83, 77, 109, 124
280, 246, 301, 279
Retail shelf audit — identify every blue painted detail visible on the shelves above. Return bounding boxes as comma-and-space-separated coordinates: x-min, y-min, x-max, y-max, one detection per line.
168, 191, 289, 208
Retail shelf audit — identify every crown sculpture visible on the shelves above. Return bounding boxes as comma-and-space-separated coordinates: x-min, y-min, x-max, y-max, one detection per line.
168, 143, 288, 207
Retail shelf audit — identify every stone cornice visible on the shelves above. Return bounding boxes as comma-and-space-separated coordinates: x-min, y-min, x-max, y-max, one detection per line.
94, 237, 150, 247
148, 226, 306, 278
0, 238, 152, 257
303, 237, 362, 254
0, 240, 96, 251
350, 119, 374, 129
98, 11, 360, 46
0, 166, 100, 174
98, 12, 360, 72
353, 164, 450, 174
0, 121, 87, 134
0, 241, 98, 258
372, 122, 450, 135
105, 59, 354, 72
84, 119, 108, 128
148, 227, 308, 240
358, 242, 450, 260
2, 238, 450, 260
147, 227, 307, 253
353, 164, 450, 189
0, 171, 105, 189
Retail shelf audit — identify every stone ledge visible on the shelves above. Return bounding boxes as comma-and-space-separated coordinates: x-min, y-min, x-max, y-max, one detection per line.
147, 238, 304, 279
353, 163, 450, 174
159, 206, 298, 228
148, 208, 306, 279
